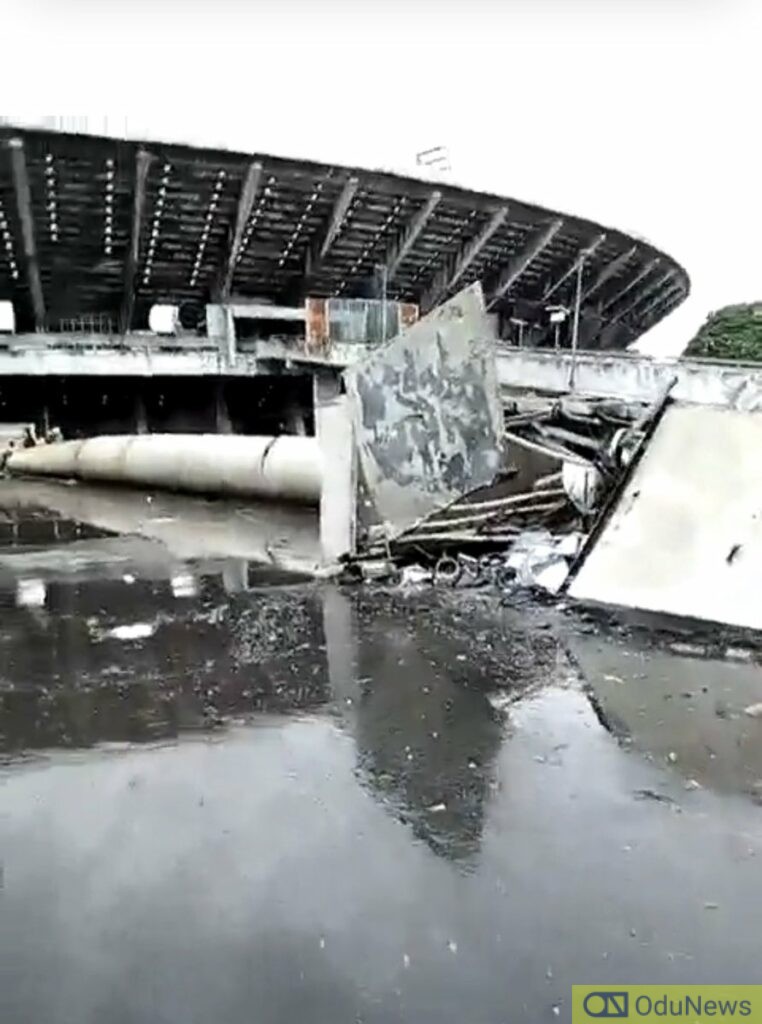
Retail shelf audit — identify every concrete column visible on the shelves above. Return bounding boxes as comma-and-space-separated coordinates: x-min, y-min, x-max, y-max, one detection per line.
206, 303, 236, 368
314, 371, 356, 565
135, 392, 148, 434
285, 398, 308, 436
214, 382, 232, 434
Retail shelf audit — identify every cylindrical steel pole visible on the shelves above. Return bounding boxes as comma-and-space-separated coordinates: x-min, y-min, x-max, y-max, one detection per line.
7, 434, 322, 505
570, 256, 585, 390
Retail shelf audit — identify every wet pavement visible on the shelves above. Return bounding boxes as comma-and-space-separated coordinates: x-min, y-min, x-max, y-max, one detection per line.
2, 481, 762, 1023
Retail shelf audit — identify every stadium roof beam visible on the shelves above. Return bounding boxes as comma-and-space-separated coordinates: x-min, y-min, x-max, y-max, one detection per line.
315, 175, 359, 264
120, 148, 153, 335
542, 232, 606, 302
658, 289, 687, 321
219, 160, 263, 300
615, 268, 676, 322
386, 190, 442, 283
423, 206, 509, 310
639, 283, 684, 324
8, 138, 45, 329
487, 218, 564, 310
601, 256, 661, 312
581, 244, 638, 303
0, 124, 690, 347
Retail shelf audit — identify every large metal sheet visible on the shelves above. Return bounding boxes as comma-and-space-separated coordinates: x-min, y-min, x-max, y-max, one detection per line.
343, 282, 502, 537
570, 404, 762, 630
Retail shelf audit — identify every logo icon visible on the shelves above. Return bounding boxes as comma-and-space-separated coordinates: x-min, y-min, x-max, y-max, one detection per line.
582, 991, 630, 1018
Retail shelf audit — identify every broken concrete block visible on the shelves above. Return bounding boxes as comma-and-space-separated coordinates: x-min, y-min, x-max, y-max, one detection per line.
343, 283, 502, 539
400, 564, 433, 586
532, 559, 570, 595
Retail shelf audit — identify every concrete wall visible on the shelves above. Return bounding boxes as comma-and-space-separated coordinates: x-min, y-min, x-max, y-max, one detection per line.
497, 347, 762, 410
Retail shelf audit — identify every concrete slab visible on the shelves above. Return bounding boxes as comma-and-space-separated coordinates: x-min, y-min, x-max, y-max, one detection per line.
570, 404, 762, 629
343, 283, 502, 538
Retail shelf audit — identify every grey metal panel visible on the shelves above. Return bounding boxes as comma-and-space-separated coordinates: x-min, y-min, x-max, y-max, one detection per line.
569, 404, 762, 630
343, 282, 502, 538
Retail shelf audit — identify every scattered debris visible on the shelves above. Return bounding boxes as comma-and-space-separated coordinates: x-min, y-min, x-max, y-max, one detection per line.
15, 577, 45, 608
107, 622, 157, 642
743, 703, 762, 718
358, 559, 398, 582
669, 642, 707, 658
352, 387, 651, 602
726, 647, 755, 663
400, 564, 432, 587
633, 789, 677, 805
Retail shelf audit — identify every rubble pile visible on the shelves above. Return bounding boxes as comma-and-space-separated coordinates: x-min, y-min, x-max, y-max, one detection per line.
363, 394, 644, 544
353, 391, 672, 598
392, 529, 587, 595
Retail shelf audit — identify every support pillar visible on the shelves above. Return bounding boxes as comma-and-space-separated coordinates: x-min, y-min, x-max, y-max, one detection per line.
314, 371, 356, 565
214, 381, 232, 434
206, 303, 236, 368
285, 397, 308, 436
135, 392, 148, 435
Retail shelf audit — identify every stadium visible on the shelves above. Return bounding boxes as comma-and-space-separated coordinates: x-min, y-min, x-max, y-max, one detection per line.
0, 122, 689, 351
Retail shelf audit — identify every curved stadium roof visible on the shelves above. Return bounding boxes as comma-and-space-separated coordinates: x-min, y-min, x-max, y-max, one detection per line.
0, 124, 689, 348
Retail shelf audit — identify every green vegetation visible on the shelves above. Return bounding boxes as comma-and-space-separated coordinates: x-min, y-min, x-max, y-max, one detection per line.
685, 303, 762, 361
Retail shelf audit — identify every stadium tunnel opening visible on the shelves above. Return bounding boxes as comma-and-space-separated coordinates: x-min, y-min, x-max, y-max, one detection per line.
0, 375, 315, 439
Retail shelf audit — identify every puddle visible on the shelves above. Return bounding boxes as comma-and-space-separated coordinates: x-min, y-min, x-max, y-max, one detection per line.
571, 630, 762, 801
2, 487, 762, 1023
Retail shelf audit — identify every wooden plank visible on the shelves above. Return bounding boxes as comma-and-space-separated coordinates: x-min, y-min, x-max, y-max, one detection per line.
8, 138, 45, 329
446, 487, 565, 513
119, 148, 153, 335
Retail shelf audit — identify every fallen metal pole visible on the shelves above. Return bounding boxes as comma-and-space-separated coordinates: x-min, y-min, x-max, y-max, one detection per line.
446, 487, 566, 513
504, 430, 592, 467
6, 434, 322, 505
392, 529, 521, 546
408, 498, 568, 534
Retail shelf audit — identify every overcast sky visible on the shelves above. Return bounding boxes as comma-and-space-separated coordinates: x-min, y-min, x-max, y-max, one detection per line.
4, 0, 760, 355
